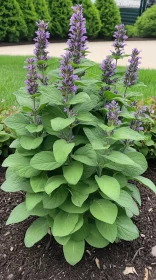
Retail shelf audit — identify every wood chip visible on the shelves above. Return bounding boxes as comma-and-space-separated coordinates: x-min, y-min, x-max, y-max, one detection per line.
151, 245, 156, 257
95, 258, 101, 269
86, 250, 91, 256
123, 266, 138, 276
144, 268, 148, 280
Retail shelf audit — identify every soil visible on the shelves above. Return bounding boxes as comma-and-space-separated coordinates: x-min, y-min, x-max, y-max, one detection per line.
0, 160, 156, 280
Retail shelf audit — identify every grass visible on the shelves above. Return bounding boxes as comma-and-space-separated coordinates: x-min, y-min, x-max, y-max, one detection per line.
0, 55, 156, 108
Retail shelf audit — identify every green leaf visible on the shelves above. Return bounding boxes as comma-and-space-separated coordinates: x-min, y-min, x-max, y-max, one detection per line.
5, 113, 30, 135
112, 127, 145, 141
123, 152, 148, 177
53, 211, 79, 237
30, 172, 48, 193
20, 136, 43, 150
54, 235, 71, 246
51, 117, 75, 131
43, 188, 68, 209
117, 214, 139, 241
26, 193, 43, 211
134, 176, 156, 193
77, 112, 97, 126
96, 220, 117, 243
84, 179, 99, 193
14, 88, 34, 109
1, 169, 32, 193
113, 173, 127, 188
30, 151, 62, 171
6, 202, 30, 225
72, 223, 89, 241
127, 184, 141, 206
42, 106, 65, 135
53, 139, 75, 164
90, 199, 118, 224
115, 190, 139, 216
85, 224, 109, 248
95, 175, 120, 200
83, 127, 109, 150
67, 92, 90, 105
30, 203, 49, 217
70, 184, 89, 207
45, 175, 66, 195
2, 154, 40, 178
72, 144, 97, 166
26, 124, 43, 133
0, 132, 10, 142
60, 198, 89, 214
63, 161, 83, 185
63, 239, 85, 265
39, 85, 64, 106
104, 151, 137, 167
24, 217, 49, 247
71, 216, 84, 234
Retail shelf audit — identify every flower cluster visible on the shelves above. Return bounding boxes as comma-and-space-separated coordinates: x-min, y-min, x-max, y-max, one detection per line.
34, 20, 50, 84
105, 100, 121, 126
131, 106, 147, 131
59, 51, 79, 95
123, 48, 141, 88
112, 24, 128, 57
67, 5, 87, 64
24, 58, 38, 95
101, 56, 116, 85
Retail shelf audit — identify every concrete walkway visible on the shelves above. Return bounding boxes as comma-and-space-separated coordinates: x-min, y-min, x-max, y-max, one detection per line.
0, 40, 156, 69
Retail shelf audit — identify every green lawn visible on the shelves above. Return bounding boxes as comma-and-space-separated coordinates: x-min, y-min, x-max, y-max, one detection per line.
0, 55, 155, 108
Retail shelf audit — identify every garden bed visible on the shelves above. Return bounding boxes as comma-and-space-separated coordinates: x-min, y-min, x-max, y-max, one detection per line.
0, 161, 156, 280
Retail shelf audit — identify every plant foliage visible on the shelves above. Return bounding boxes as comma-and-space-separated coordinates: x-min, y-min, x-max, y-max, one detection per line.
33, 0, 51, 23
48, 0, 73, 38
95, 0, 121, 38
135, 4, 156, 37
17, 0, 38, 41
0, 0, 28, 42
1, 9, 156, 266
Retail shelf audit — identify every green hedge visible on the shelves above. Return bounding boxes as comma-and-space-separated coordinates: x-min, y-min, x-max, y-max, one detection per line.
0, 0, 28, 42
135, 5, 156, 37
96, 0, 121, 38
33, 0, 51, 23
17, 0, 38, 41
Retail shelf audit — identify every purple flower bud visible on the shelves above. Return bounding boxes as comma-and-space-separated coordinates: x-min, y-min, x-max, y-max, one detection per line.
123, 48, 141, 87
130, 105, 147, 132
67, 5, 88, 64
25, 58, 38, 95
59, 51, 79, 95
101, 56, 116, 85
33, 20, 50, 84
105, 100, 122, 126
111, 24, 128, 57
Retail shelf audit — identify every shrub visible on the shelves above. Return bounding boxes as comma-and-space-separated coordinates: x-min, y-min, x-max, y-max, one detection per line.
1, 11, 156, 266
126, 25, 137, 38
0, 0, 27, 42
33, 0, 51, 23
95, 0, 121, 38
48, 0, 73, 38
135, 4, 156, 37
17, 0, 38, 41
72, 0, 101, 38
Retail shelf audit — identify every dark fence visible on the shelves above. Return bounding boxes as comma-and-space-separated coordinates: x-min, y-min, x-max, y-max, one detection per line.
119, 0, 147, 25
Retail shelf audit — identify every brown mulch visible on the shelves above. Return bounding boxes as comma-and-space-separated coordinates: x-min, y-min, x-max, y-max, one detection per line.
0, 160, 156, 280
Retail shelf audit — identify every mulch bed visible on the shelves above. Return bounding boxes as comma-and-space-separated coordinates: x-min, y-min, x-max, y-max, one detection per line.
0, 161, 156, 280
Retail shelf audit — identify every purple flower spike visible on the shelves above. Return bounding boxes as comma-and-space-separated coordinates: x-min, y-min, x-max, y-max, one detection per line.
24, 58, 38, 95
123, 48, 141, 88
34, 20, 50, 84
59, 51, 79, 95
67, 5, 88, 64
105, 100, 122, 126
131, 106, 147, 132
112, 24, 128, 57
101, 56, 116, 85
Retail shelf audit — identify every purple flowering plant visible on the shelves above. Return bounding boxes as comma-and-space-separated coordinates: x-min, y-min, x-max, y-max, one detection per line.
2, 6, 156, 267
